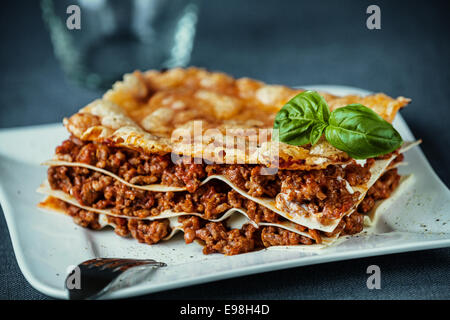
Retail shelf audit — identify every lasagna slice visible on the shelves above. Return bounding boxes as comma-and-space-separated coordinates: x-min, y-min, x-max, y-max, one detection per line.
37, 67, 417, 255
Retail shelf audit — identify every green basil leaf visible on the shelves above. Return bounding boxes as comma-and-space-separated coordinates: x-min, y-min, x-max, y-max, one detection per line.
325, 104, 403, 159
310, 122, 328, 145
273, 91, 330, 146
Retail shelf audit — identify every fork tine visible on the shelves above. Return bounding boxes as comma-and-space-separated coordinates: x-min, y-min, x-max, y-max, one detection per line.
66, 258, 166, 299
82, 258, 119, 268
112, 260, 166, 272
141, 259, 158, 263
93, 259, 157, 271
83, 258, 157, 266
97, 259, 156, 270
111, 261, 147, 272
99, 260, 135, 271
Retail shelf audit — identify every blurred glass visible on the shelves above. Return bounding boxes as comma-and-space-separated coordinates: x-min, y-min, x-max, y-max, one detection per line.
41, 0, 199, 89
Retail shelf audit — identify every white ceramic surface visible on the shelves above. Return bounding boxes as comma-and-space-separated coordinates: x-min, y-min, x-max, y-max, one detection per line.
0, 85, 449, 299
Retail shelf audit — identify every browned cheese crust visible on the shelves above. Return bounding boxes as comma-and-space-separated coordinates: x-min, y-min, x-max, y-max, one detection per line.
62, 67, 409, 169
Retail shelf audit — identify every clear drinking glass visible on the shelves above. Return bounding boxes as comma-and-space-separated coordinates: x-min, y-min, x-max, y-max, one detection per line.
41, 0, 200, 89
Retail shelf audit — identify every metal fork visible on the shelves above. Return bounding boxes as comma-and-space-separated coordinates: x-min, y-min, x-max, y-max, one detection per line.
65, 258, 167, 300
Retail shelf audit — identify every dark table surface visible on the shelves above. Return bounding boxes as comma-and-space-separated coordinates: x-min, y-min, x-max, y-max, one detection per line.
0, 0, 449, 300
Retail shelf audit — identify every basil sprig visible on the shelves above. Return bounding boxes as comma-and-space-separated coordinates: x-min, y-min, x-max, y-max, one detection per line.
273, 91, 330, 146
273, 91, 403, 159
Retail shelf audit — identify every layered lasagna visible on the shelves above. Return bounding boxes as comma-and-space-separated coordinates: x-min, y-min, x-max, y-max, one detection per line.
38, 67, 417, 255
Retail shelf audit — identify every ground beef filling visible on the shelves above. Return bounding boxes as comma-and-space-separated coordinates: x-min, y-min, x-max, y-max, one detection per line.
47, 137, 401, 254
274, 165, 367, 224
60, 200, 171, 244
48, 165, 327, 240
48, 165, 233, 219
58, 199, 332, 255
52, 136, 375, 221
180, 216, 262, 255
358, 168, 401, 213
47, 163, 372, 240
47, 159, 397, 233
54, 136, 206, 193
53, 195, 367, 255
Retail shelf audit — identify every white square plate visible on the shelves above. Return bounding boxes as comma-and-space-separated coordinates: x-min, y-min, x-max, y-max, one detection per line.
1, 85, 449, 299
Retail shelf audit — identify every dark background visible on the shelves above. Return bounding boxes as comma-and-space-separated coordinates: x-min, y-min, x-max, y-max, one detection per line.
0, 0, 449, 299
